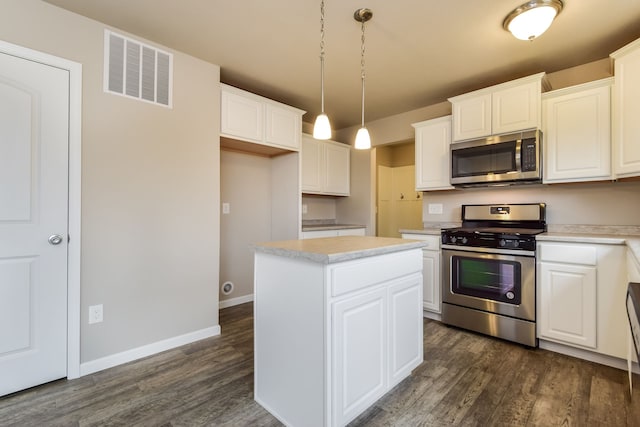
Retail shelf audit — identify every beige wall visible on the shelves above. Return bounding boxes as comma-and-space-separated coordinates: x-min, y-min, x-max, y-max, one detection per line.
0, 0, 221, 363
220, 151, 271, 302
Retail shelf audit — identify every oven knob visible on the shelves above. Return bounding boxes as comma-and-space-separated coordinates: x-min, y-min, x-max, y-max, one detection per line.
450, 236, 457, 243
461, 237, 468, 244
514, 240, 520, 248
499, 239, 506, 247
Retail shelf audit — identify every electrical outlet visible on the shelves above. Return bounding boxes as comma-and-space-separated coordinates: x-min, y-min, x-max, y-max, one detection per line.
428, 203, 443, 214
302, 204, 308, 214
88, 304, 103, 324
222, 202, 230, 214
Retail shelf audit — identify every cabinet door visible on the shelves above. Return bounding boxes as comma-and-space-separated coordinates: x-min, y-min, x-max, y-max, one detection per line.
492, 80, 540, 135
265, 103, 301, 151
332, 287, 387, 427
451, 94, 492, 141
301, 135, 323, 193
612, 43, 640, 178
414, 116, 454, 190
538, 262, 597, 348
388, 274, 423, 388
220, 89, 263, 143
543, 83, 611, 183
422, 250, 441, 313
324, 142, 350, 196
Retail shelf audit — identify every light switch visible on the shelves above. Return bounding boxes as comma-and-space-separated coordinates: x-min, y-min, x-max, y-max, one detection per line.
302, 204, 308, 214
222, 202, 230, 214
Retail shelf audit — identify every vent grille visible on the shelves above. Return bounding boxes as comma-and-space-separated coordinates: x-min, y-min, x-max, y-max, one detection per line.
104, 30, 173, 108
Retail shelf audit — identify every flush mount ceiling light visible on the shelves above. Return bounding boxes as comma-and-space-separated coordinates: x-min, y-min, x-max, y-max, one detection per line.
354, 7, 372, 150
313, 0, 332, 140
503, 0, 564, 41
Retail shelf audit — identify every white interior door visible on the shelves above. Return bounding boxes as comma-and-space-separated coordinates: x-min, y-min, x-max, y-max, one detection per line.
0, 51, 69, 396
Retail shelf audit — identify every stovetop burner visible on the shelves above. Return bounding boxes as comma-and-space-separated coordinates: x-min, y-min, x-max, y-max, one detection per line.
441, 203, 546, 251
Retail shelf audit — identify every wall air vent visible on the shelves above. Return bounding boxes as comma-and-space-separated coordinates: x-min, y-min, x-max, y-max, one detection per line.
104, 30, 173, 108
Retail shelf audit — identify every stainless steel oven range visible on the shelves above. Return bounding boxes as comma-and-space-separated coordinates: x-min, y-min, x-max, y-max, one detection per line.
441, 203, 546, 347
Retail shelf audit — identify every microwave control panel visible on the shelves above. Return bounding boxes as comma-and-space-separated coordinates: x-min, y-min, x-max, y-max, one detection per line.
521, 139, 537, 172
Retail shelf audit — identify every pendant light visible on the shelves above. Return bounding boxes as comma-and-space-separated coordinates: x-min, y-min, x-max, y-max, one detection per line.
503, 0, 563, 41
313, 0, 332, 140
354, 8, 372, 150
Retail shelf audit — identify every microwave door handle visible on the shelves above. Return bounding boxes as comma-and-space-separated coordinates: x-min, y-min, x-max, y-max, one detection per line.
515, 139, 522, 172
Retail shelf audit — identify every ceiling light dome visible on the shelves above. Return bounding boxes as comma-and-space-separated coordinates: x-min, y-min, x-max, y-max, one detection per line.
503, 0, 563, 41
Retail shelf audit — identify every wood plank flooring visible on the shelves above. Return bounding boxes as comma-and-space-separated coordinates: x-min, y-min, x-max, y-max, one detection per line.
1, 302, 639, 426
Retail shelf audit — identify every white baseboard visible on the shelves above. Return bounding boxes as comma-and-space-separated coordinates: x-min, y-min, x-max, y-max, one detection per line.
423, 310, 442, 322
219, 293, 254, 309
79, 325, 221, 376
539, 339, 640, 374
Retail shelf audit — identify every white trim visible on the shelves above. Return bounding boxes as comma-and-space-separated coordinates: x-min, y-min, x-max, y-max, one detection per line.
0, 40, 83, 380
539, 339, 640, 374
219, 293, 254, 309
80, 326, 221, 376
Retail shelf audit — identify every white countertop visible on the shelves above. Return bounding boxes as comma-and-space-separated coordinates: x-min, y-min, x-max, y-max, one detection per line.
301, 223, 365, 232
253, 235, 427, 264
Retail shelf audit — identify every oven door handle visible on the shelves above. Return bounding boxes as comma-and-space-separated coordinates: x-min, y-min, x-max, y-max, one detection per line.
441, 244, 535, 257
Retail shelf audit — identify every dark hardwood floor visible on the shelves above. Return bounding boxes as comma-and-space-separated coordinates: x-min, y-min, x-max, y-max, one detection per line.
1, 302, 639, 426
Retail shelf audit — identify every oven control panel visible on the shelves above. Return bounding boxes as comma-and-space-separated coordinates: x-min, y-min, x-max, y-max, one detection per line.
441, 232, 537, 251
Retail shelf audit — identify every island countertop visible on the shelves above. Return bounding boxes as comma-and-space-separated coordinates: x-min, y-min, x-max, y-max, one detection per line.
253, 235, 427, 264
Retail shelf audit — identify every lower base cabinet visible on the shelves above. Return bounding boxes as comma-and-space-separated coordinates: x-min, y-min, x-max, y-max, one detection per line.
401, 234, 442, 315
538, 241, 629, 359
254, 249, 423, 427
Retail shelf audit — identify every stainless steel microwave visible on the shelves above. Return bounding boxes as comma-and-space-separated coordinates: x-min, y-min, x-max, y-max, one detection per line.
450, 129, 542, 187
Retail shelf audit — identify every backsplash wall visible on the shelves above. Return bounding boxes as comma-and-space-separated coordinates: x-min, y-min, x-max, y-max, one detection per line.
422, 181, 640, 226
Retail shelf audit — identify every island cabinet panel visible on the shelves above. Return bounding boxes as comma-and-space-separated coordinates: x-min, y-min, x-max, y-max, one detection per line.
253, 240, 424, 427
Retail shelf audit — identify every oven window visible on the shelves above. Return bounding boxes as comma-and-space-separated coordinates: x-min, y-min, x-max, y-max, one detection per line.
452, 141, 516, 177
451, 256, 521, 305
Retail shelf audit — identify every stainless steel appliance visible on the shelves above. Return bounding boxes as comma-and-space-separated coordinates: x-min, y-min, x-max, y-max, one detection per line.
450, 130, 542, 187
441, 203, 546, 347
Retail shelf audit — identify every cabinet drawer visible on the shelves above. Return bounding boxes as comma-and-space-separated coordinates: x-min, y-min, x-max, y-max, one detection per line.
539, 243, 597, 265
330, 250, 422, 297
401, 234, 440, 250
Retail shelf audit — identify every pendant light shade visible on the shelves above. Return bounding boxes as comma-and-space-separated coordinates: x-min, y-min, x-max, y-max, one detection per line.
313, 0, 332, 139
313, 113, 331, 139
355, 127, 371, 150
503, 0, 563, 41
354, 8, 372, 150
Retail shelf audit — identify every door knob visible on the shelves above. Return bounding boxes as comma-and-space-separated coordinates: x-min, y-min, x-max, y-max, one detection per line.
48, 234, 63, 245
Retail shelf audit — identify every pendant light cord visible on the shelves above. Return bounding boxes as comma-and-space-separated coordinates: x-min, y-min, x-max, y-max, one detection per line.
360, 18, 366, 127
320, 0, 326, 114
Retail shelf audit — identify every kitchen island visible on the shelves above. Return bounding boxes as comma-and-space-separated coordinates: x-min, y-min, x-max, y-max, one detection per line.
253, 236, 426, 427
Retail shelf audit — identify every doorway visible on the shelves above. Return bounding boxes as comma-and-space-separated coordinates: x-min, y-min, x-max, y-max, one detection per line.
376, 142, 423, 238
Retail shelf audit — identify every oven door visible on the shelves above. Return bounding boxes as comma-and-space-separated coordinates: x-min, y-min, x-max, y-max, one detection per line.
442, 248, 535, 321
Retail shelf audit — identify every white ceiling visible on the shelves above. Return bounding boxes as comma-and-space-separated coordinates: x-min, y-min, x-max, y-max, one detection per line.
43, 0, 640, 130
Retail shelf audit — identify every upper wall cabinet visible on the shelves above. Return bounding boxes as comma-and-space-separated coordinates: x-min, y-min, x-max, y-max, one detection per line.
448, 73, 546, 142
301, 134, 350, 196
220, 84, 305, 151
611, 37, 640, 178
412, 116, 454, 191
542, 78, 613, 184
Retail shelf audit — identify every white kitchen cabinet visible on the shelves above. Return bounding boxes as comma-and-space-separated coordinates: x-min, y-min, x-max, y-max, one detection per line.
611, 37, 640, 178
412, 116, 454, 191
301, 227, 365, 239
301, 134, 350, 196
254, 241, 424, 427
332, 286, 387, 426
542, 78, 613, 183
449, 73, 545, 142
401, 233, 441, 317
538, 241, 629, 359
221, 84, 304, 151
